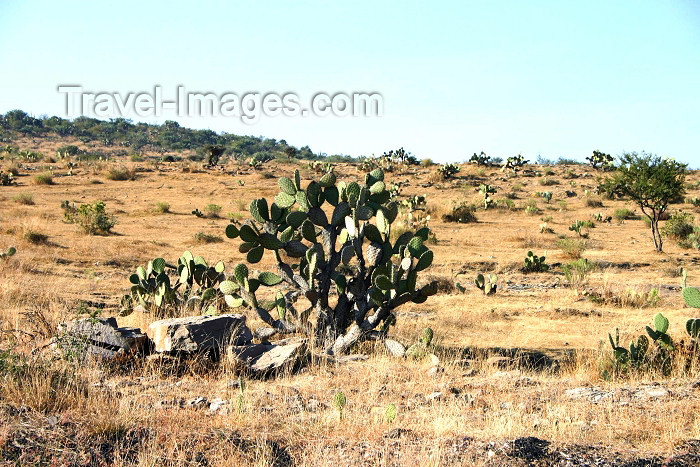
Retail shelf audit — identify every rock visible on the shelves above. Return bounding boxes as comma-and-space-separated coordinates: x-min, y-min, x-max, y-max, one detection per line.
58, 317, 147, 359
185, 396, 208, 408
634, 386, 669, 399
255, 327, 279, 340
427, 366, 444, 377
228, 337, 308, 376
384, 339, 406, 357
428, 353, 440, 366
209, 398, 229, 414
149, 314, 252, 353
427, 391, 443, 402
250, 338, 307, 375
565, 387, 611, 403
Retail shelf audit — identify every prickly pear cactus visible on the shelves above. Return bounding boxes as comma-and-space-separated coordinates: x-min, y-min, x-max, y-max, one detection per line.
475, 273, 498, 295
224, 168, 438, 354
680, 269, 700, 341
0, 246, 16, 259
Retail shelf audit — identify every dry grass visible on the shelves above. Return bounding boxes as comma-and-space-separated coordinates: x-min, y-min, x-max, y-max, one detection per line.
2, 140, 700, 464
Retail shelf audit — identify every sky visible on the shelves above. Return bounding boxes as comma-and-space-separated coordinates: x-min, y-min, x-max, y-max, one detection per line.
1, 0, 699, 166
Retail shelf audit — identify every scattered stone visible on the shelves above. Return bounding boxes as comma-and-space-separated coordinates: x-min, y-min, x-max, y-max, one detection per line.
149, 314, 252, 353
255, 327, 279, 340
384, 428, 415, 439
209, 398, 229, 414
427, 366, 444, 377
306, 398, 323, 412
508, 436, 551, 461
634, 386, 669, 399
384, 339, 406, 357
250, 338, 307, 375
427, 391, 443, 402
185, 397, 209, 408
58, 317, 147, 359
228, 337, 308, 376
428, 353, 440, 366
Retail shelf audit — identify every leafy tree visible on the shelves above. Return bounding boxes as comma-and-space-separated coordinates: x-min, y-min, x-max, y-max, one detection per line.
599, 152, 686, 252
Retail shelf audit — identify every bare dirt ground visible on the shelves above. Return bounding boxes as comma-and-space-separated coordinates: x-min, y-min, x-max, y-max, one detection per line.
2, 136, 700, 465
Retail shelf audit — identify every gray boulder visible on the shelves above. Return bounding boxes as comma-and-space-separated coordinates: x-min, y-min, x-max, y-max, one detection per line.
58, 317, 147, 359
228, 337, 308, 376
149, 314, 252, 353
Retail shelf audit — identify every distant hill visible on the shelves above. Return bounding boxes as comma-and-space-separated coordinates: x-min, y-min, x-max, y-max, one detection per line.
0, 109, 357, 163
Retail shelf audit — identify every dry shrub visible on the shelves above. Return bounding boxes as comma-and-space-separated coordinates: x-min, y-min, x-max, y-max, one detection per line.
1, 360, 89, 413
105, 165, 136, 181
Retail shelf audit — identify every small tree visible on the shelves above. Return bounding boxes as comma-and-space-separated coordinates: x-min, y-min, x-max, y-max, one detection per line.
221, 168, 438, 354
599, 152, 686, 252
203, 144, 225, 167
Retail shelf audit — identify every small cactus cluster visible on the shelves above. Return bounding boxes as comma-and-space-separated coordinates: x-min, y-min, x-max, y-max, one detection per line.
0, 246, 17, 259
478, 184, 496, 209
537, 191, 552, 203
399, 194, 430, 231
475, 273, 497, 295
382, 147, 419, 166
605, 313, 675, 377
603, 271, 700, 378
405, 327, 434, 359
436, 163, 460, 180
121, 251, 227, 316
608, 328, 649, 370
469, 151, 491, 166
681, 269, 700, 345
501, 154, 528, 173
586, 150, 614, 170
569, 220, 591, 238
307, 160, 334, 174
1, 171, 15, 186
248, 157, 263, 170
523, 251, 549, 273
592, 213, 612, 223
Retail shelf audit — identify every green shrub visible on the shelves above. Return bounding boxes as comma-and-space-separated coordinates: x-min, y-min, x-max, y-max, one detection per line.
524, 200, 540, 215
23, 229, 48, 244
155, 202, 171, 213
660, 210, 695, 241
614, 208, 636, 222
441, 202, 477, 223
33, 172, 54, 185
105, 165, 136, 181
193, 231, 223, 244
204, 203, 222, 218
539, 177, 559, 186
12, 193, 34, 205
563, 258, 594, 287
557, 238, 587, 259
62, 200, 116, 235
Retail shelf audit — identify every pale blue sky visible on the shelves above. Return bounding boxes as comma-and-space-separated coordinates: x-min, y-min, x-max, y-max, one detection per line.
1, 0, 699, 165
